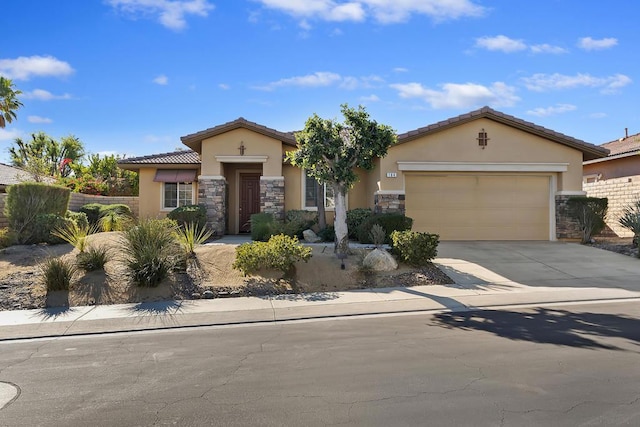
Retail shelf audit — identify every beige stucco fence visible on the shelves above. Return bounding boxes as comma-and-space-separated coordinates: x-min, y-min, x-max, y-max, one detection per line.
0, 193, 139, 229
584, 175, 640, 238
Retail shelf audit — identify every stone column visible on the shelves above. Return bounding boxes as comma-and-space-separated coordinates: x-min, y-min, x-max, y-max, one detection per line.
555, 195, 582, 240
198, 176, 227, 237
374, 192, 405, 214
260, 176, 285, 221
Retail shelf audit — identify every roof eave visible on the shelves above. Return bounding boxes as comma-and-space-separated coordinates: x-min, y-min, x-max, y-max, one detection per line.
583, 150, 640, 165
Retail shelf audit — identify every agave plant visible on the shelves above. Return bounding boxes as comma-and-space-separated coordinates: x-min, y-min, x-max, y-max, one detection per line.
619, 199, 640, 257
175, 222, 213, 256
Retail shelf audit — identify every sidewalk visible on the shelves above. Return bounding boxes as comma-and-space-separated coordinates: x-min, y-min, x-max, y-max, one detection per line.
2, 280, 640, 341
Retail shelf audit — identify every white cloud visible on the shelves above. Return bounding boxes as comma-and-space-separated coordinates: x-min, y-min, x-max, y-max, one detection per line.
254, 0, 485, 24
526, 104, 576, 117
0, 128, 22, 142
254, 71, 383, 91
578, 37, 618, 51
359, 94, 380, 102
107, 0, 215, 30
390, 81, 519, 109
0, 55, 74, 80
393, 67, 408, 73
475, 35, 526, 53
218, 83, 230, 90
21, 89, 73, 100
589, 112, 607, 119
521, 73, 632, 94
153, 74, 169, 85
27, 115, 53, 124
530, 44, 568, 54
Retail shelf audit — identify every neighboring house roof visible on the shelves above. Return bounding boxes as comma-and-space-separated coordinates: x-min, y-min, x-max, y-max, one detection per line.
180, 117, 297, 152
118, 150, 201, 168
583, 131, 640, 165
0, 163, 32, 187
396, 106, 609, 161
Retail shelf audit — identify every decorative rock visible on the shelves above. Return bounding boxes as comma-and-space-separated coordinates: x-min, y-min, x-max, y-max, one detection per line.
303, 229, 321, 243
363, 248, 398, 271
202, 290, 215, 299
191, 292, 201, 299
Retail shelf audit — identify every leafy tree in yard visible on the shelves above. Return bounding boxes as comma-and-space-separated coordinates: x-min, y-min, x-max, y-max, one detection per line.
0, 77, 23, 128
9, 132, 85, 179
287, 104, 396, 255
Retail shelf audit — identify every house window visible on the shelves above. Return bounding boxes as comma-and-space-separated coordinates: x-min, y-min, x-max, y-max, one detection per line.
304, 172, 335, 209
163, 182, 193, 209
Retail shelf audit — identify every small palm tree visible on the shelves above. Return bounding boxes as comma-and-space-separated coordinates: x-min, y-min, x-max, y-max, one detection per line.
0, 77, 23, 128
619, 199, 640, 257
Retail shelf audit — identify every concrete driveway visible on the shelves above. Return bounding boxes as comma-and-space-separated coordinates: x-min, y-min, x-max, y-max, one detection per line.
436, 241, 640, 292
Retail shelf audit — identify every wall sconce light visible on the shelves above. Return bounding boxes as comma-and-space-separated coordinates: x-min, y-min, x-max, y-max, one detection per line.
477, 129, 489, 149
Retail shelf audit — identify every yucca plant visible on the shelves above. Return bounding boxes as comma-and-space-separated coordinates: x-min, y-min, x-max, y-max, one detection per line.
99, 207, 134, 232
122, 218, 182, 287
51, 221, 97, 253
76, 245, 110, 271
40, 257, 76, 291
175, 222, 213, 256
619, 199, 640, 257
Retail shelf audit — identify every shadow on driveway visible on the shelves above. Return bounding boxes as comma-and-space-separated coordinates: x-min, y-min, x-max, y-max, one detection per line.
431, 307, 640, 351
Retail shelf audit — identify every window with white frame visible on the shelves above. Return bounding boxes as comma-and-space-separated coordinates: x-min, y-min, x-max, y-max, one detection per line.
304, 171, 335, 209
163, 182, 194, 209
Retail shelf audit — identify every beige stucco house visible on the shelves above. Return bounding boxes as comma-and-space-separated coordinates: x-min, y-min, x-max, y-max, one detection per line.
118, 107, 607, 241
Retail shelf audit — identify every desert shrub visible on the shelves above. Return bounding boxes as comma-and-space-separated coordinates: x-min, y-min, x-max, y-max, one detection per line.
317, 225, 335, 242
167, 204, 207, 229
66, 211, 89, 230
390, 230, 440, 267
347, 208, 373, 239
175, 222, 213, 256
99, 205, 134, 232
5, 183, 71, 244
356, 213, 413, 244
233, 234, 313, 277
283, 210, 317, 238
619, 199, 640, 257
51, 220, 96, 252
40, 257, 76, 291
79, 203, 103, 226
122, 218, 182, 287
79, 203, 133, 228
0, 228, 15, 249
369, 224, 386, 248
250, 213, 282, 241
76, 245, 110, 271
567, 196, 608, 244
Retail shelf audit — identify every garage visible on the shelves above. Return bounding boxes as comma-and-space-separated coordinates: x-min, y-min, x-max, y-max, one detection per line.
405, 173, 551, 240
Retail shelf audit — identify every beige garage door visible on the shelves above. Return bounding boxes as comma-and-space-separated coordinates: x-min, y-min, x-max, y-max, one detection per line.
405, 174, 550, 240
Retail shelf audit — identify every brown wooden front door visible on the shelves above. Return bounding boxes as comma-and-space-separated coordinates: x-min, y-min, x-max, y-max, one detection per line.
239, 173, 261, 233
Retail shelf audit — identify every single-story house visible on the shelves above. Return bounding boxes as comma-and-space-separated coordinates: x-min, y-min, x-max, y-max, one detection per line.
0, 163, 33, 193
583, 130, 640, 237
118, 106, 608, 241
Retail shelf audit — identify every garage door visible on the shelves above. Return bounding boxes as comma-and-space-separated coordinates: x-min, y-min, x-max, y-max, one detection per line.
405, 174, 550, 240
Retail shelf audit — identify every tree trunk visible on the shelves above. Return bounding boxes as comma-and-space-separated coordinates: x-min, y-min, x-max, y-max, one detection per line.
333, 185, 349, 255
316, 181, 326, 230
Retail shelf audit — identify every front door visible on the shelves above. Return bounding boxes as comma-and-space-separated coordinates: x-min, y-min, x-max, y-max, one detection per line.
239, 173, 261, 233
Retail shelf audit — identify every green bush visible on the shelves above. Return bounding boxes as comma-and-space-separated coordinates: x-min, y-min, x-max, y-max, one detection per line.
32, 214, 73, 245
250, 213, 281, 241
618, 199, 640, 257
122, 218, 182, 287
233, 234, 313, 277
347, 208, 373, 239
356, 213, 413, 244
567, 196, 608, 244
167, 204, 207, 229
40, 257, 77, 291
390, 230, 440, 267
283, 210, 317, 238
79, 203, 103, 226
5, 183, 71, 244
99, 205, 134, 232
66, 211, 89, 230
0, 228, 15, 249
79, 203, 133, 228
76, 245, 110, 271
317, 225, 335, 242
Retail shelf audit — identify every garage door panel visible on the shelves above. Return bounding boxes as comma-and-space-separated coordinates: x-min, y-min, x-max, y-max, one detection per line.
405, 174, 550, 241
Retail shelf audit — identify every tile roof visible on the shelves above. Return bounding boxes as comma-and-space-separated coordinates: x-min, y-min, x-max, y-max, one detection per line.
600, 132, 640, 157
396, 106, 608, 161
117, 150, 201, 165
0, 163, 32, 186
180, 117, 297, 151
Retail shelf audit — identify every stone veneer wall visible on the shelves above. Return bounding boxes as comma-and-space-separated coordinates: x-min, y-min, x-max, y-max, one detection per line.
374, 192, 405, 214
198, 178, 227, 236
260, 177, 285, 221
555, 195, 583, 240
584, 175, 640, 237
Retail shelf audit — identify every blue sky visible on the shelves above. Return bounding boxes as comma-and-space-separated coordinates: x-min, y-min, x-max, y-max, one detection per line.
1, 0, 638, 163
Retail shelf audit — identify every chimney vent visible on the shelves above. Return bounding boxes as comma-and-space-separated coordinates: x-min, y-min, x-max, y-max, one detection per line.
625, 128, 629, 138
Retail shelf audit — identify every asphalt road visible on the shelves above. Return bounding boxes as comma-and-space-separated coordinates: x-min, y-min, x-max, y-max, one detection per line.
1, 301, 640, 426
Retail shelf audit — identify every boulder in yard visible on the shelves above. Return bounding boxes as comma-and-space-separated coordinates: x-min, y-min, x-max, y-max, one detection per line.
363, 248, 398, 271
